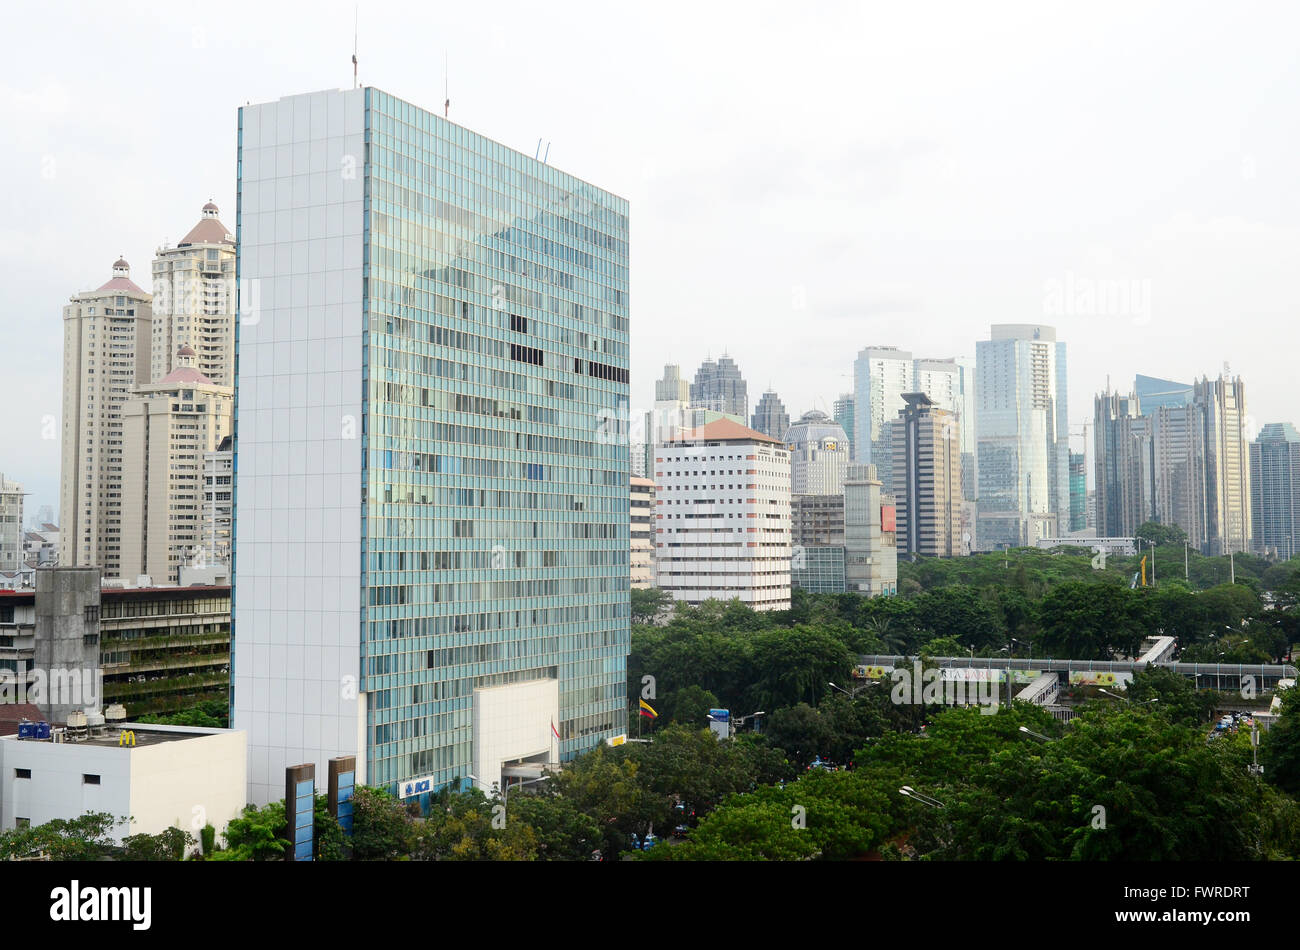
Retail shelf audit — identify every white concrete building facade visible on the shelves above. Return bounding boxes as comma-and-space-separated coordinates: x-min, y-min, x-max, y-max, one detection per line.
654, 419, 791, 610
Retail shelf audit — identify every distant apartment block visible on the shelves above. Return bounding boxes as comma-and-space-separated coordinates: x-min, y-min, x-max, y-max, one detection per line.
120, 347, 234, 584
0, 474, 23, 574
655, 419, 791, 610
150, 202, 237, 386
631, 476, 655, 589
59, 259, 153, 576
202, 436, 233, 569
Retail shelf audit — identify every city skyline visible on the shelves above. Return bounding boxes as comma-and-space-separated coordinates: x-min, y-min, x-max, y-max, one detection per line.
5, 2, 1300, 524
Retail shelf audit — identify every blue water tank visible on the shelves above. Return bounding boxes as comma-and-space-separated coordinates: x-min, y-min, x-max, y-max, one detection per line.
16, 722, 35, 740
34, 721, 50, 740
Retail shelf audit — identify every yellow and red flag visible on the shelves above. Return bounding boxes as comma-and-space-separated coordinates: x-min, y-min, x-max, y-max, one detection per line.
639, 699, 658, 719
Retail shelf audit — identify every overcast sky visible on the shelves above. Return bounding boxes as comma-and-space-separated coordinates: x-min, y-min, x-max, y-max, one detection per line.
3, 0, 1299, 518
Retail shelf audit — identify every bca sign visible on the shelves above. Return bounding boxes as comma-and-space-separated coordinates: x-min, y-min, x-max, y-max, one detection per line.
400, 777, 433, 799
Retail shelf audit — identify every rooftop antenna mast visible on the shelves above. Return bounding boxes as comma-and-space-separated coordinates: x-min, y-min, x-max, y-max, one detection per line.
352, 6, 359, 89
444, 51, 450, 118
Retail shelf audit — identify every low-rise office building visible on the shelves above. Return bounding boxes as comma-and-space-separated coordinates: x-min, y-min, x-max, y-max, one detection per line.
0, 720, 245, 843
654, 419, 792, 611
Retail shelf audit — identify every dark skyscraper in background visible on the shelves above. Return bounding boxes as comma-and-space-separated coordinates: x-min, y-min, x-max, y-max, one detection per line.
690, 354, 748, 419
751, 389, 790, 442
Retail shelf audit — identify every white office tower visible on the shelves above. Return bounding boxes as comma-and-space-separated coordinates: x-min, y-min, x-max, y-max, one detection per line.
853, 346, 914, 488
59, 259, 153, 575
654, 419, 791, 610
785, 410, 849, 495
843, 464, 897, 596
975, 325, 1068, 550
150, 202, 237, 386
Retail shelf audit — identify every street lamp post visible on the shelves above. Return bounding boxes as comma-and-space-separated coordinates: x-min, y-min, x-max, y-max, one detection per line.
898, 786, 946, 808
1097, 688, 1158, 707
1017, 725, 1055, 743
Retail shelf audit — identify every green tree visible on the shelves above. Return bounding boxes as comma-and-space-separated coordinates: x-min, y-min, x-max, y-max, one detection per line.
215, 801, 287, 861
350, 786, 414, 860
1135, 521, 1187, 547
1262, 687, 1300, 796
506, 793, 603, 860
631, 587, 671, 625
658, 684, 720, 727
121, 826, 195, 861
0, 812, 122, 861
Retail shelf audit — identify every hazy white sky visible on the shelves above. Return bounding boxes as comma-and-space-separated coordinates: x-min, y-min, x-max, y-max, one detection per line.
3, 0, 1299, 517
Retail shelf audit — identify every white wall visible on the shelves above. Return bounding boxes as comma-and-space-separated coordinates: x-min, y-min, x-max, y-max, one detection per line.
233, 88, 367, 805
472, 680, 559, 788
127, 727, 246, 839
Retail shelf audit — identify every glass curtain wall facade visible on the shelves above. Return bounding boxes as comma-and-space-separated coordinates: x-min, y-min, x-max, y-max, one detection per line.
233, 88, 630, 804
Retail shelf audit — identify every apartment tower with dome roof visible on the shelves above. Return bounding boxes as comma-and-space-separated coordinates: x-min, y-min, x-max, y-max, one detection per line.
120, 344, 234, 583
150, 201, 237, 386
59, 257, 154, 574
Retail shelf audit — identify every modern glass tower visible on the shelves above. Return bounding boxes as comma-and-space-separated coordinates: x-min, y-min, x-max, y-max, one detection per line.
1251, 422, 1300, 558
974, 325, 1067, 550
232, 88, 630, 805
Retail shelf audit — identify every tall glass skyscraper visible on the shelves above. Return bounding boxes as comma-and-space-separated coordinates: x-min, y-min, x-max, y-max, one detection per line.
232, 88, 630, 805
974, 325, 1068, 550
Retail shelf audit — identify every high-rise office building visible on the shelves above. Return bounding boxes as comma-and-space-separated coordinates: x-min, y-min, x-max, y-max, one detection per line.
1093, 374, 1252, 555
1192, 375, 1251, 555
785, 410, 849, 495
689, 354, 748, 419
59, 259, 153, 576
751, 390, 790, 443
844, 464, 897, 596
891, 393, 962, 557
853, 346, 913, 486
0, 474, 24, 573
150, 202, 237, 386
120, 347, 234, 584
974, 325, 1067, 550
913, 357, 977, 500
1093, 389, 1151, 538
1251, 423, 1300, 558
654, 364, 689, 404
832, 393, 855, 461
233, 87, 630, 804
1069, 451, 1087, 532
654, 419, 790, 611
1135, 374, 1193, 414
630, 476, 655, 589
